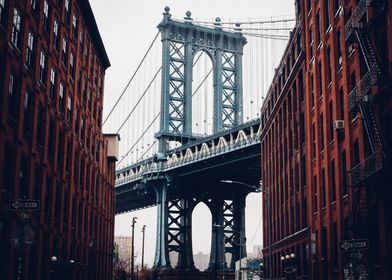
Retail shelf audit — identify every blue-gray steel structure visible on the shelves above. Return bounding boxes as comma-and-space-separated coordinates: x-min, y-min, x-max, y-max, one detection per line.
156, 7, 247, 153
116, 8, 259, 277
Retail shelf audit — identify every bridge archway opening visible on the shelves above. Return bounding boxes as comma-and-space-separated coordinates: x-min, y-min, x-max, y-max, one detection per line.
192, 201, 212, 270
192, 50, 214, 136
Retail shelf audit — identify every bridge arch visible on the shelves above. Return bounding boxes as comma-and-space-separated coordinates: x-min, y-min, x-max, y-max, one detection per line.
191, 201, 212, 270
192, 50, 214, 135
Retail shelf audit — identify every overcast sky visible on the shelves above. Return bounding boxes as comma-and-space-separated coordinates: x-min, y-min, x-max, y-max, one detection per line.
89, 0, 295, 268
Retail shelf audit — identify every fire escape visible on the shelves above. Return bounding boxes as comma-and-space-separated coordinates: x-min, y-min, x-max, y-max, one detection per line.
345, 0, 387, 187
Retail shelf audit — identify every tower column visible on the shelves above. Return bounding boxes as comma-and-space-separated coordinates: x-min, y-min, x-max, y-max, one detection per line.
153, 180, 171, 269
208, 198, 225, 270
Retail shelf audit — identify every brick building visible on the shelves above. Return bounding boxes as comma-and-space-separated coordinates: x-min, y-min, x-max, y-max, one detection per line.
0, 0, 118, 279
260, 0, 392, 279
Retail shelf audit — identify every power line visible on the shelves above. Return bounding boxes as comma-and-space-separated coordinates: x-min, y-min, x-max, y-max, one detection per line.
102, 31, 160, 126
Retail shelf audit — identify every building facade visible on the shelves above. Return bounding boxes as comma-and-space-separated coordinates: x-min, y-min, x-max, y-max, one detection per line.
114, 235, 132, 272
0, 0, 117, 280
260, 0, 392, 279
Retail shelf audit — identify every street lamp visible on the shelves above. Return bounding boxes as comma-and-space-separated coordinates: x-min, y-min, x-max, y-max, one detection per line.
213, 223, 246, 280
131, 217, 138, 280
281, 253, 296, 279
220, 180, 271, 280
141, 225, 146, 271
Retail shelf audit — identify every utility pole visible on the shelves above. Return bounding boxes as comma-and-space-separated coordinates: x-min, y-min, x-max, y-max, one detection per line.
141, 225, 146, 270
131, 217, 137, 280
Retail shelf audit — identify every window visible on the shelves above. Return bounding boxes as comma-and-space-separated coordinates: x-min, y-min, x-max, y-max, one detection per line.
11, 8, 21, 49
312, 123, 316, 158
320, 113, 324, 150
0, 0, 6, 26
53, 19, 59, 51
8, 73, 18, 119
331, 222, 338, 268
316, 11, 321, 46
350, 72, 356, 121
31, 0, 39, 15
299, 70, 304, 102
353, 139, 360, 166
69, 52, 75, 79
39, 51, 47, 85
334, 0, 340, 14
43, 0, 49, 33
67, 96, 72, 123
26, 31, 35, 68
330, 160, 336, 202
321, 169, 326, 208
339, 88, 344, 120
337, 30, 342, 68
64, 0, 70, 24
300, 112, 305, 144
329, 102, 334, 142
48, 119, 55, 158
23, 90, 32, 133
49, 68, 56, 100
59, 82, 64, 112
325, 0, 330, 29
301, 155, 306, 187
327, 47, 332, 84
309, 25, 313, 59
318, 62, 323, 96
36, 105, 45, 146
311, 74, 315, 107
79, 30, 84, 54
342, 150, 347, 195
313, 175, 318, 213
72, 13, 78, 38
62, 37, 67, 66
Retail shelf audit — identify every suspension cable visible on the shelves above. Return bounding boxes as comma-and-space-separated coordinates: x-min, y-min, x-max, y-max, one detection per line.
115, 66, 162, 134
102, 31, 160, 126
116, 113, 160, 167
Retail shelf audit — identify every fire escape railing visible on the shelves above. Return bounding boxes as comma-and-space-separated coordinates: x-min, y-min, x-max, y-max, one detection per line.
345, 0, 387, 186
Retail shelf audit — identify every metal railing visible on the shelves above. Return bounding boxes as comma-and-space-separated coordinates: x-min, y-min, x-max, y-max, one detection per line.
345, 0, 373, 40
348, 148, 383, 186
115, 130, 260, 186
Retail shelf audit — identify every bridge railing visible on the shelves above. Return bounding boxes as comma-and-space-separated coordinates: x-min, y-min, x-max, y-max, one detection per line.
115, 125, 261, 186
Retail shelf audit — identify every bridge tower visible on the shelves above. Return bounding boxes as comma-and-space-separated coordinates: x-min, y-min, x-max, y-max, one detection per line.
156, 6, 247, 154
130, 8, 254, 279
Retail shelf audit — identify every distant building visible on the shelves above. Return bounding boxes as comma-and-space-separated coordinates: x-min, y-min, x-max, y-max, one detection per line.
0, 0, 117, 280
114, 235, 132, 271
193, 251, 210, 270
252, 245, 263, 259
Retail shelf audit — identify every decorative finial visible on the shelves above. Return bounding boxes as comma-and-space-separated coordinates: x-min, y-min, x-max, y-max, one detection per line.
164, 6, 170, 14
185, 10, 192, 21
214, 17, 222, 29
234, 23, 242, 33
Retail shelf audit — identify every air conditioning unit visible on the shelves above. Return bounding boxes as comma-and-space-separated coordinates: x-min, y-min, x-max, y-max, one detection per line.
333, 120, 345, 131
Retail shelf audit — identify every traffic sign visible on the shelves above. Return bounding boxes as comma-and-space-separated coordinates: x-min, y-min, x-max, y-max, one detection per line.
9, 199, 40, 211
339, 239, 369, 252
349, 251, 363, 260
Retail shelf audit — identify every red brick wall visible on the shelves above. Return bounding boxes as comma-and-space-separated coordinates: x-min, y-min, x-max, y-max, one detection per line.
0, 1, 114, 279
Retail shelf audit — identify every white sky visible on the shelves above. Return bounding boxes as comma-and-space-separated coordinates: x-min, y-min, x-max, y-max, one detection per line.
89, 0, 294, 268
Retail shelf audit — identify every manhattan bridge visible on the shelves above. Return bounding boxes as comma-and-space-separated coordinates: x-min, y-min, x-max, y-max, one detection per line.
105, 7, 294, 279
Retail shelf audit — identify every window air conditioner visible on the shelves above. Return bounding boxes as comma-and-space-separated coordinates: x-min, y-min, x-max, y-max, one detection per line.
333, 120, 344, 131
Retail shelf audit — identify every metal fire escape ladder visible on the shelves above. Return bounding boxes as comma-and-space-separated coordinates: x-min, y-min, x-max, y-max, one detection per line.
345, 0, 386, 187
